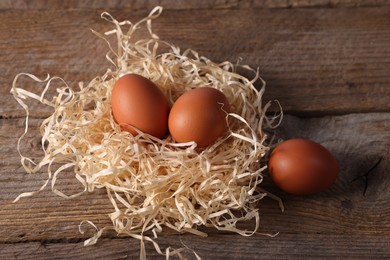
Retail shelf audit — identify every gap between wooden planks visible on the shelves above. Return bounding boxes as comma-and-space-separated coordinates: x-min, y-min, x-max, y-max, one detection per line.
1, 0, 390, 10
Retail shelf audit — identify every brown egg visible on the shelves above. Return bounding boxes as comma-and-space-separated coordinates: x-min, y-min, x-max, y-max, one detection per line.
168, 87, 230, 148
111, 74, 170, 139
268, 138, 339, 195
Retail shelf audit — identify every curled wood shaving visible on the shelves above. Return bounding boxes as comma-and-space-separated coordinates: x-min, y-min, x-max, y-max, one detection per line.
11, 6, 282, 259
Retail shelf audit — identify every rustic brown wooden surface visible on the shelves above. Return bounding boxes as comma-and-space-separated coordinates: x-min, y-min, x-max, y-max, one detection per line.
1, 0, 389, 259
1, 0, 390, 10
1, 7, 390, 116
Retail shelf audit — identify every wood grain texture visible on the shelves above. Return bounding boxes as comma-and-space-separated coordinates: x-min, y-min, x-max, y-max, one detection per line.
1, 7, 390, 117
1, 0, 390, 10
1, 233, 389, 260
1, 3, 390, 259
1, 114, 389, 258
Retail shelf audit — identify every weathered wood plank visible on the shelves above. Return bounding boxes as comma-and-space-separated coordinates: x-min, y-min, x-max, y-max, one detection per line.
1, 5, 390, 259
1, 0, 390, 10
1, 113, 389, 247
1, 7, 390, 117
1, 233, 389, 260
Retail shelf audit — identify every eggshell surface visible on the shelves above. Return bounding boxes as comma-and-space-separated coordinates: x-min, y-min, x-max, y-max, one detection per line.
111, 74, 170, 139
268, 138, 339, 195
168, 87, 230, 148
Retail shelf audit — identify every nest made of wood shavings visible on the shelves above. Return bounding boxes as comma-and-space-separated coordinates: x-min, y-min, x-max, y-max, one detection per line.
11, 6, 282, 259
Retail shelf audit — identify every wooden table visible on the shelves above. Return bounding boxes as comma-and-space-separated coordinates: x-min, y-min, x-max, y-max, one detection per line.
1, 1, 389, 259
